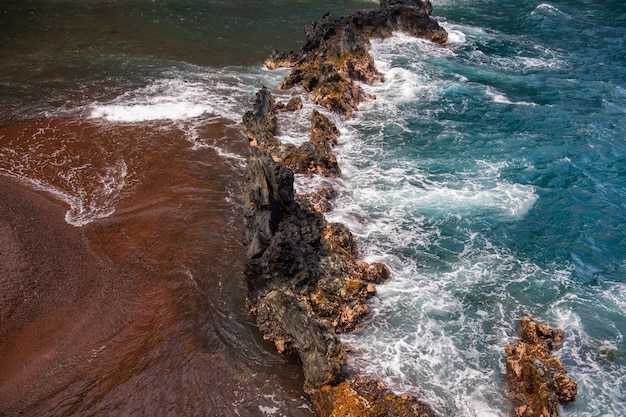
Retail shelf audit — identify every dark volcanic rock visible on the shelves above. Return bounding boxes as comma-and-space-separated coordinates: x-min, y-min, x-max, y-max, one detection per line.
256, 289, 345, 388
242, 87, 279, 150
242, 95, 436, 415
242, 145, 322, 303
243, 1, 449, 415
266, 0, 447, 116
505, 317, 578, 417
243, 87, 341, 178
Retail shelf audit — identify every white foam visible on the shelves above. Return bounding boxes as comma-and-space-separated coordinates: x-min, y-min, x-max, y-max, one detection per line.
86, 65, 290, 125
439, 22, 467, 45
487, 88, 537, 106
313, 14, 626, 417
1, 165, 126, 227
64, 160, 128, 226
87, 78, 215, 122
90, 102, 209, 122
531, 3, 571, 19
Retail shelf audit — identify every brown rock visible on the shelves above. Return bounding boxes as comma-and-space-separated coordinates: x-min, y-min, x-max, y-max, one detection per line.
305, 185, 338, 213
243, 0, 449, 412
268, 0, 447, 115
311, 110, 340, 149
265, 49, 299, 70
274, 96, 303, 112
505, 317, 577, 417
309, 373, 437, 417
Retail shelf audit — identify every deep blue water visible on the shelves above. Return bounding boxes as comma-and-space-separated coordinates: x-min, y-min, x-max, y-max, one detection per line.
1, 0, 624, 415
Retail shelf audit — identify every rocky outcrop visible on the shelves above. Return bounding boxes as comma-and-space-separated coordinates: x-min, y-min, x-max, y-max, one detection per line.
310, 374, 437, 417
505, 317, 578, 417
242, 88, 436, 415
241, 1, 449, 415
265, 0, 447, 116
242, 90, 390, 343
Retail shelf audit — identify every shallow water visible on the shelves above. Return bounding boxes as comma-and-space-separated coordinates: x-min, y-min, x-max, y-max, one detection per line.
1, 0, 624, 416
0, 1, 379, 414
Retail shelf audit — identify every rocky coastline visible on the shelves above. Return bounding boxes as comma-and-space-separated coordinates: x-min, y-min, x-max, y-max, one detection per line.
505, 317, 578, 417
241, 1, 577, 416
242, 1, 446, 415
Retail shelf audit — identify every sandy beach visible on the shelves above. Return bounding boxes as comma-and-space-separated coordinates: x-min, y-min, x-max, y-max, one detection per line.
0, 176, 141, 413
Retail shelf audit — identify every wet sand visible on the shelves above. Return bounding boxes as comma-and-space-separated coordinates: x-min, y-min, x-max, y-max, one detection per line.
0, 176, 269, 416
0, 171, 311, 416
0, 175, 139, 413
0, 117, 313, 416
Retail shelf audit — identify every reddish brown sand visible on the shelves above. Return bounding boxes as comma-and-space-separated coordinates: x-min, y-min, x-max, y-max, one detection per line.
0, 116, 314, 416
0, 176, 258, 416
0, 175, 132, 411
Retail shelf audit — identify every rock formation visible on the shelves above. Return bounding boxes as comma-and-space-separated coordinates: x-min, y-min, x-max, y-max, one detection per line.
241, 1, 448, 415
243, 88, 341, 178
242, 89, 436, 416
265, 0, 447, 117
505, 317, 578, 417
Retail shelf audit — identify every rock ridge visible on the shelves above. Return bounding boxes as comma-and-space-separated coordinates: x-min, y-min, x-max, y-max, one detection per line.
265, 0, 447, 117
242, 1, 447, 415
243, 87, 437, 417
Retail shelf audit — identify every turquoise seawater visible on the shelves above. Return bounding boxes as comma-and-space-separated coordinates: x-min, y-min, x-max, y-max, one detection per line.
1, 0, 624, 415
327, 1, 625, 415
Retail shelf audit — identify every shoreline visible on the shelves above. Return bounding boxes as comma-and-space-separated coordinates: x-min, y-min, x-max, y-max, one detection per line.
240, 1, 577, 416
241, 1, 447, 415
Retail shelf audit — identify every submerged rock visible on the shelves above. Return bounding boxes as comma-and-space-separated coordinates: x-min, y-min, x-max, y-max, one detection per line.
505, 317, 578, 417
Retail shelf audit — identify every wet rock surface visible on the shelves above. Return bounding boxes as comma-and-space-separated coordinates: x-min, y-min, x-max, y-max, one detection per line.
265, 0, 447, 117
505, 317, 578, 417
242, 113, 437, 415
242, 1, 448, 415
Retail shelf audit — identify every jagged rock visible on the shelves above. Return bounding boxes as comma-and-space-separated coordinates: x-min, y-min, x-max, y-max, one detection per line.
242, 146, 324, 303
242, 87, 279, 149
243, 88, 341, 177
241, 84, 430, 414
505, 317, 578, 417
274, 96, 303, 112
305, 185, 338, 213
282, 140, 341, 178
284, 110, 342, 177
311, 110, 340, 149
242, 0, 449, 413
265, 49, 299, 70
266, 0, 447, 115
286, 96, 304, 111
256, 289, 345, 388
381, 0, 433, 14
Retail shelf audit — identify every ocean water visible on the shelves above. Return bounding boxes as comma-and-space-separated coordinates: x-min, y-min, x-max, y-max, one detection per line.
1, 0, 624, 416
328, 1, 625, 416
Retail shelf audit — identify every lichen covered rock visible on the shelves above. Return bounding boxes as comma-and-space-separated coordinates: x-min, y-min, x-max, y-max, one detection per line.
310, 374, 437, 417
